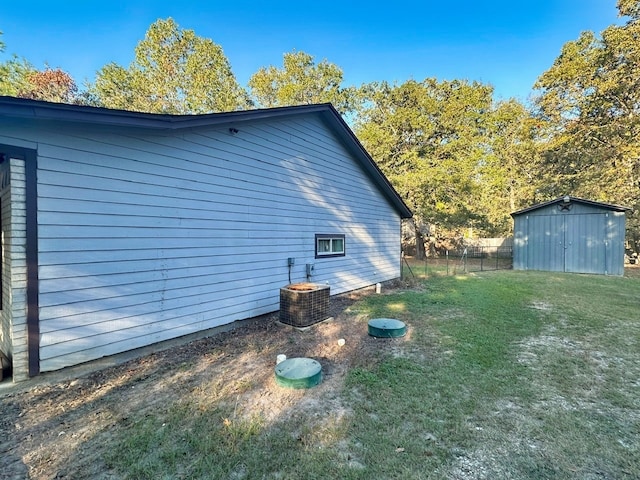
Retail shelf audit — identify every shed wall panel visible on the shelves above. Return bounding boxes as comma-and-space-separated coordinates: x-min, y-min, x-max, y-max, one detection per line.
605, 212, 626, 276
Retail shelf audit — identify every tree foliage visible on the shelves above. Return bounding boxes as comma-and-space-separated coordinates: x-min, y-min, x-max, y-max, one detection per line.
248, 51, 356, 114
356, 79, 500, 239
93, 18, 251, 113
479, 99, 544, 233
1, 32, 85, 104
18, 67, 78, 103
618, 0, 640, 18
534, 0, 640, 249
0, 31, 35, 97
3, 9, 640, 251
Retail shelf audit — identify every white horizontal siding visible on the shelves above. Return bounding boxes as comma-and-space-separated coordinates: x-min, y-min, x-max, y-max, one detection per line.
2, 114, 401, 372
0, 157, 30, 381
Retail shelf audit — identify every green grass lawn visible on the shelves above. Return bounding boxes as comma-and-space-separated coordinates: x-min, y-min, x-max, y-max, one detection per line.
106, 271, 640, 479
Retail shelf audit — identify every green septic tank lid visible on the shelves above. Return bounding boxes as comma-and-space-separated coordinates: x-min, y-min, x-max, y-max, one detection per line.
368, 318, 407, 338
275, 357, 323, 389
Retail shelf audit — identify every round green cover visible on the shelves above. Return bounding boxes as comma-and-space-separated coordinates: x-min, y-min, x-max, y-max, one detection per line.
275, 357, 323, 389
368, 318, 407, 338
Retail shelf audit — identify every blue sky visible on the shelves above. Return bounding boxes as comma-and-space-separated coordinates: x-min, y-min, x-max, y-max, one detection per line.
0, 1, 624, 103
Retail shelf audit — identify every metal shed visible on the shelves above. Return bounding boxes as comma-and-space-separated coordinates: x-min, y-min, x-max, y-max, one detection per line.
511, 196, 631, 276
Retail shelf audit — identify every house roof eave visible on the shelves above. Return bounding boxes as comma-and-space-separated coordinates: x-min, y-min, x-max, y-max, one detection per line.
511, 196, 632, 217
0, 96, 333, 129
0, 96, 413, 219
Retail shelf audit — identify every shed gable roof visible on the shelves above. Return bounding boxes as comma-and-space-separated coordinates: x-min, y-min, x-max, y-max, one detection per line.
0, 96, 412, 218
511, 196, 631, 217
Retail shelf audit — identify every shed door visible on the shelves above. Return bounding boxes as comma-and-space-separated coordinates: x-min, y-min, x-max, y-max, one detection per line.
564, 214, 606, 274
526, 214, 565, 272
525, 213, 607, 274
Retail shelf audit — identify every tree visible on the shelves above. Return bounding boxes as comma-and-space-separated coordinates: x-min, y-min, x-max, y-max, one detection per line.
19, 67, 78, 103
355, 79, 495, 256
0, 31, 35, 97
248, 51, 356, 114
479, 99, 544, 234
93, 18, 251, 113
1, 31, 83, 103
534, 0, 640, 250
619, 0, 640, 17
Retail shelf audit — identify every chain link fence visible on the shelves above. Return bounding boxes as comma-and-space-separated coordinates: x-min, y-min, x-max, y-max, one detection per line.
403, 245, 513, 278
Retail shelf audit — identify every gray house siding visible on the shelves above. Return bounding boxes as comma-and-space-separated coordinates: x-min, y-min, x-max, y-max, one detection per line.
0, 100, 410, 376
512, 198, 629, 276
0, 156, 29, 381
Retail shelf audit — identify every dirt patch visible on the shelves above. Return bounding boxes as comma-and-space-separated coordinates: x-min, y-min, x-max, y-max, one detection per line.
0, 285, 401, 479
